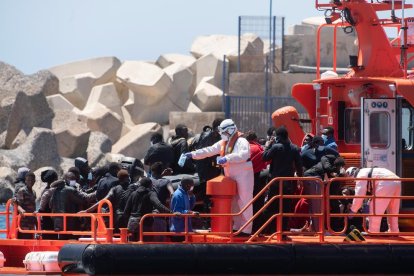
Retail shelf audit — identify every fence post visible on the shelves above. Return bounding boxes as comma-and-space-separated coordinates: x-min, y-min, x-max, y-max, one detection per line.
238, 16, 241, 73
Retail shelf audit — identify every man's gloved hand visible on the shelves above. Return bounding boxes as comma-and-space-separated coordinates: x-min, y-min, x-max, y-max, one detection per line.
185, 152, 193, 159
217, 157, 227, 165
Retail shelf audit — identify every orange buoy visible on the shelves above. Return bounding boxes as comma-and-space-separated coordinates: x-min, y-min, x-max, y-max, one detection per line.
206, 175, 237, 232
272, 106, 305, 147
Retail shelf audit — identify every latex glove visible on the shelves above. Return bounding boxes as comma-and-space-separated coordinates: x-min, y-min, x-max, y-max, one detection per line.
217, 157, 227, 165
185, 152, 193, 159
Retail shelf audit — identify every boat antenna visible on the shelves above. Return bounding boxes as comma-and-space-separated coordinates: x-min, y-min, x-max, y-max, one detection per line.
400, 0, 407, 75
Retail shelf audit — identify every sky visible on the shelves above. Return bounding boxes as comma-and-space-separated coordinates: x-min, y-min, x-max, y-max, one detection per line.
0, 0, 412, 74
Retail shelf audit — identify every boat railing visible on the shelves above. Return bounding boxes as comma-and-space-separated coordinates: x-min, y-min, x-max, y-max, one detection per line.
138, 176, 414, 243
2, 177, 414, 243
1, 198, 114, 241
325, 177, 414, 236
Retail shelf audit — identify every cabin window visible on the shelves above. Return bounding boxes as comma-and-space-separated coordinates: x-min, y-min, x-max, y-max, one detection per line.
369, 112, 390, 149
344, 108, 361, 144
401, 107, 412, 149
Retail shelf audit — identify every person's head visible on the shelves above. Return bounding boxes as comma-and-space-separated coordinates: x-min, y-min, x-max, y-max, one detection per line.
333, 157, 346, 175
117, 169, 130, 184
120, 157, 144, 183
312, 136, 325, 150
64, 172, 77, 187
181, 176, 195, 192
108, 162, 121, 177
345, 167, 359, 178
68, 167, 81, 182
218, 119, 237, 141
302, 133, 314, 146
266, 127, 277, 139
25, 172, 36, 189
74, 157, 91, 177
91, 166, 108, 185
275, 126, 289, 141
150, 161, 164, 177
16, 167, 30, 182
322, 126, 334, 137
41, 169, 58, 185
175, 124, 189, 139
139, 177, 153, 189
244, 130, 258, 142
150, 133, 163, 145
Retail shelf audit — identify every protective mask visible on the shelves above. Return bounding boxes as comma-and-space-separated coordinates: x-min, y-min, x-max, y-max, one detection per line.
321, 134, 328, 142
189, 186, 194, 192
339, 167, 346, 175
69, 180, 77, 186
317, 146, 324, 151
221, 134, 229, 141
87, 172, 93, 181
150, 141, 154, 147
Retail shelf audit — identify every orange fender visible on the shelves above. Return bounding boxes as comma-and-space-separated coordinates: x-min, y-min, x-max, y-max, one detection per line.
272, 106, 305, 147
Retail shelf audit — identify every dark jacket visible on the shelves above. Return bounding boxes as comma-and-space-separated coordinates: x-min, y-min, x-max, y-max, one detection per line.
189, 128, 221, 182
144, 142, 175, 169
262, 141, 303, 178
123, 185, 171, 233
96, 172, 119, 200
49, 180, 86, 231
107, 181, 133, 229
301, 146, 339, 171
170, 137, 195, 175
304, 154, 341, 179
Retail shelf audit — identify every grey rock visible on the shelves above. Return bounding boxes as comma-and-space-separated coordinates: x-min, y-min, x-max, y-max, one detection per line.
0, 128, 61, 171
87, 131, 112, 167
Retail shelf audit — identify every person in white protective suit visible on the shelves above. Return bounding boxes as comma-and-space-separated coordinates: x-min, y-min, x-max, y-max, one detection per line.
185, 119, 254, 235
346, 167, 401, 233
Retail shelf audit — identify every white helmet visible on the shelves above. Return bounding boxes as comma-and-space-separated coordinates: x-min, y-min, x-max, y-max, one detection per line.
346, 167, 358, 177
218, 119, 237, 137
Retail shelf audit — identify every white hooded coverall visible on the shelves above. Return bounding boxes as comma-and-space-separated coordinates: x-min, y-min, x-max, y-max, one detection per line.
191, 137, 254, 234
350, 167, 401, 232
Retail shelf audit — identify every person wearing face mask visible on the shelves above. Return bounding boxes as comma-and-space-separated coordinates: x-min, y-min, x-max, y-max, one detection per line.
301, 136, 339, 171
321, 126, 338, 150
170, 177, 198, 241
262, 126, 303, 236
96, 162, 121, 201
303, 155, 346, 232
81, 169, 132, 232
184, 119, 254, 235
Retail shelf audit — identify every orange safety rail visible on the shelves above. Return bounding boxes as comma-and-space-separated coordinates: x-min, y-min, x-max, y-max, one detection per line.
139, 177, 326, 243
325, 177, 414, 236
316, 22, 350, 80
0, 199, 18, 238
3, 198, 114, 242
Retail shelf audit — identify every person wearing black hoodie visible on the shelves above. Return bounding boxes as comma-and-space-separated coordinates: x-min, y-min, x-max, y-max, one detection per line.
169, 124, 195, 175
37, 169, 58, 238
82, 169, 132, 232
123, 177, 171, 241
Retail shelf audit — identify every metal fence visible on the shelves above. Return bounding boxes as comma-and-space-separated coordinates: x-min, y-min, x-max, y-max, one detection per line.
223, 95, 311, 138
238, 15, 285, 73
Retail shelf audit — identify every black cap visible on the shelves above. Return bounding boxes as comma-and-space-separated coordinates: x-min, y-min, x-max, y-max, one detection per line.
41, 169, 58, 183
